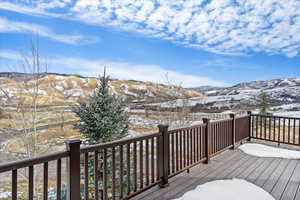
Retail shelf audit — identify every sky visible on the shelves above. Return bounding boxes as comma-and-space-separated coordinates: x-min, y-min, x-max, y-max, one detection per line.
0, 0, 300, 87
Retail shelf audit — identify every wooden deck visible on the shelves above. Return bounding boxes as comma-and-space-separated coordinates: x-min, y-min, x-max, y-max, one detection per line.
133, 148, 300, 200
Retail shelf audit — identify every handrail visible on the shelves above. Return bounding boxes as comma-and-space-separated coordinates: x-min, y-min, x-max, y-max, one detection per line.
251, 114, 300, 120
167, 123, 206, 132
0, 151, 69, 173
210, 118, 232, 124
80, 132, 159, 153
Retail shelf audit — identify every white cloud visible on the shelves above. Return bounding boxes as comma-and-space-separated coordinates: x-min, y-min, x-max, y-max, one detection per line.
1, 0, 300, 57
0, 50, 226, 87
0, 17, 99, 45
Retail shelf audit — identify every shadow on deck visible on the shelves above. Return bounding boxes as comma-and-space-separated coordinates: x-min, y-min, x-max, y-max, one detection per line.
133, 149, 300, 200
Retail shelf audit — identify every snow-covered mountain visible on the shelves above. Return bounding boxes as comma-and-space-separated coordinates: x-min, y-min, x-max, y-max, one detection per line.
216, 78, 300, 103
190, 78, 300, 112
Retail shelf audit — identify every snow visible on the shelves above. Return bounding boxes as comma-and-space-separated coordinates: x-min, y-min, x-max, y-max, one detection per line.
273, 111, 300, 119
173, 179, 274, 200
271, 103, 300, 110
0, 192, 10, 198
239, 143, 300, 159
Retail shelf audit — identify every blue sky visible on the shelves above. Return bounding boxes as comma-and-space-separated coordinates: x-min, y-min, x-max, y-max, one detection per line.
0, 0, 300, 87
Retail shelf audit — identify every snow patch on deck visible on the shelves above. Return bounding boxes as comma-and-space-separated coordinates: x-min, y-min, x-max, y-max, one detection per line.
239, 143, 300, 159
173, 179, 274, 200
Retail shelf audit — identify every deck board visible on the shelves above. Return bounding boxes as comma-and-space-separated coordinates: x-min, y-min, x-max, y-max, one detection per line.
132, 149, 300, 200
140, 151, 240, 200
262, 159, 291, 193
271, 160, 298, 199
280, 161, 300, 200
254, 159, 282, 187
247, 158, 275, 183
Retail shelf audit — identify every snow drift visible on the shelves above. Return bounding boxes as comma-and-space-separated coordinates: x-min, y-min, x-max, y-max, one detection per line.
173, 179, 274, 200
239, 143, 300, 159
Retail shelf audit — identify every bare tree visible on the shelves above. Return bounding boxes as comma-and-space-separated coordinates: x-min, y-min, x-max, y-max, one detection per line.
18, 39, 48, 158
147, 73, 194, 128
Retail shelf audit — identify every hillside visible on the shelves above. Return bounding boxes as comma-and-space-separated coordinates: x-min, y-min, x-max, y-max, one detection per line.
190, 86, 225, 96
159, 78, 300, 113
0, 73, 202, 107
0, 73, 203, 156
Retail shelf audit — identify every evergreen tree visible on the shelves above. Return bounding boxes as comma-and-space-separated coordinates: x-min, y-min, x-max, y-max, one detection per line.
72, 70, 130, 198
73, 69, 129, 144
258, 91, 271, 115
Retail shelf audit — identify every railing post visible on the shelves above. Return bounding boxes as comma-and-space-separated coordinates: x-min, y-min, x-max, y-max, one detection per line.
247, 111, 252, 141
230, 114, 236, 149
65, 139, 82, 200
203, 118, 211, 164
158, 124, 169, 188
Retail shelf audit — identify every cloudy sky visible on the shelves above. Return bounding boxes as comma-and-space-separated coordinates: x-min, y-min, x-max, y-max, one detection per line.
0, 0, 300, 87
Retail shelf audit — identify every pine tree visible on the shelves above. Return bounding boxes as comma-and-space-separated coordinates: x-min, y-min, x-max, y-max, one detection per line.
73, 69, 129, 144
72, 70, 130, 198
258, 91, 271, 115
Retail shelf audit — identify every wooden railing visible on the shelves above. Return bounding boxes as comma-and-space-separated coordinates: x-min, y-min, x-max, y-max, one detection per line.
250, 114, 300, 146
0, 150, 69, 199
79, 132, 161, 200
0, 113, 251, 199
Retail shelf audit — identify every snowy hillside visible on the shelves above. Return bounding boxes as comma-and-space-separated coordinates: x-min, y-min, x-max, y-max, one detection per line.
0, 73, 202, 106
176, 78, 300, 112
211, 78, 300, 109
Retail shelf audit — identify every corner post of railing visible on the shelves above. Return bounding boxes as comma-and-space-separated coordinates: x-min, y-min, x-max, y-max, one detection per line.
247, 111, 252, 141
203, 118, 211, 164
230, 114, 236, 149
65, 139, 82, 200
158, 124, 169, 188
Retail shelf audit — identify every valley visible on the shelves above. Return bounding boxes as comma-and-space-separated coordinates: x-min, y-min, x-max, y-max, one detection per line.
1, 73, 300, 164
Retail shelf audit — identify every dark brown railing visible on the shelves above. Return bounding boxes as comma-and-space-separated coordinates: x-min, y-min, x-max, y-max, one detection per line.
250, 114, 300, 146
0, 113, 255, 199
0, 150, 69, 200
79, 132, 161, 200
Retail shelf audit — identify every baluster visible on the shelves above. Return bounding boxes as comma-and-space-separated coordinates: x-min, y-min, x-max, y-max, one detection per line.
183, 129, 186, 168
278, 118, 281, 145
94, 151, 99, 200
283, 118, 286, 143
293, 119, 296, 144
120, 145, 124, 198
127, 144, 131, 195
171, 133, 175, 173
112, 147, 116, 200
57, 159, 61, 200
176, 131, 179, 172
264, 117, 267, 140
29, 166, 34, 200
139, 140, 144, 189
12, 169, 17, 200
179, 130, 183, 170
288, 119, 291, 144
83, 153, 88, 200
256, 116, 259, 138
268, 117, 271, 140
151, 138, 155, 183
144, 140, 148, 186
44, 162, 48, 200
103, 149, 108, 200
133, 142, 137, 192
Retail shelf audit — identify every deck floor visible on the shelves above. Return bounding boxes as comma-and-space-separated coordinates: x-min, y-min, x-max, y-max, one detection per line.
133, 148, 300, 200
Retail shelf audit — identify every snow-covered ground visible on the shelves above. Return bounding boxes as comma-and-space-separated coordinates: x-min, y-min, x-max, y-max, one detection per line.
173, 179, 274, 200
239, 143, 300, 159
271, 103, 300, 111
273, 111, 300, 118
0, 192, 10, 199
